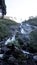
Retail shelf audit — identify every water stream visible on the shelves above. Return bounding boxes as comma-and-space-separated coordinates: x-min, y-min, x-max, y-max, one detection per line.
0, 54, 3, 58
4, 23, 37, 58
5, 35, 16, 45
5, 23, 37, 52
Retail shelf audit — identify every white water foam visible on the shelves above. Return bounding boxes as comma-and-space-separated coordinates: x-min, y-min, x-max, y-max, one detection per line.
0, 54, 3, 58
21, 50, 30, 54
5, 35, 15, 45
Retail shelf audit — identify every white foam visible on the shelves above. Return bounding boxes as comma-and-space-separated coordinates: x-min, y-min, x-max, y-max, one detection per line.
21, 28, 25, 34
5, 38, 11, 45
33, 56, 37, 60
0, 54, 3, 58
21, 50, 30, 54
5, 35, 15, 45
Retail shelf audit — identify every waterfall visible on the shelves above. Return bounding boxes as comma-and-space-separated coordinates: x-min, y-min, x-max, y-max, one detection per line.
21, 50, 30, 54
5, 35, 16, 45
0, 54, 3, 58
11, 35, 15, 41
21, 28, 26, 34
20, 23, 26, 34
20, 23, 34, 36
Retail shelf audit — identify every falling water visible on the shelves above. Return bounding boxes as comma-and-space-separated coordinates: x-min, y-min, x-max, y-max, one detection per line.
21, 28, 25, 34
5, 35, 16, 45
20, 23, 26, 34
20, 23, 35, 35
0, 54, 3, 58
33, 55, 37, 60
21, 50, 30, 54
5, 38, 11, 45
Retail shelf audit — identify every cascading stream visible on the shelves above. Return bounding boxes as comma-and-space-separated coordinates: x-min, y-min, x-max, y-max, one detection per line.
0, 23, 37, 61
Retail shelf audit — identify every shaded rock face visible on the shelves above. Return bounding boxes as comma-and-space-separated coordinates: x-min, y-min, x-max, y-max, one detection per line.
0, 47, 36, 65
0, 42, 37, 65
0, 38, 35, 63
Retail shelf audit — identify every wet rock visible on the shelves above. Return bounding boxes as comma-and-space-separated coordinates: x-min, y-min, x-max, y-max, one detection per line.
1, 46, 10, 53
3, 50, 12, 61
0, 48, 1, 53
8, 56, 16, 62
26, 59, 36, 65
8, 56, 19, 65
0, 47, 4, 54
33, 55, 37, 61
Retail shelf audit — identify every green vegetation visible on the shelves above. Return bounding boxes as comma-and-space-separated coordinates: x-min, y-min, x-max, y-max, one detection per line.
27, 17, 37, 26
6, 40, 28, 61
7, 40, 20, 48
29, 29, 37, 52
0, 18, 17, 26
23, 17, 37, 26
0, 18, 17, 41
22, 17, 37, 53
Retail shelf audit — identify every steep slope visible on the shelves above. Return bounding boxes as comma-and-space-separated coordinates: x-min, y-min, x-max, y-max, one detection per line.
0, 18, 17, 41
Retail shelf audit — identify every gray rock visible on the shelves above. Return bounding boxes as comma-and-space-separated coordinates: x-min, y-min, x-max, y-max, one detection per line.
8, 56, 15, 62
1, 46, 10, 53
33, 55, 37, 61
8, 56, 19, 65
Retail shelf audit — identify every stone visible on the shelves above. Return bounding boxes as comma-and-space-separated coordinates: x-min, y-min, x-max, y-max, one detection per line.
33, 55, 37, 61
